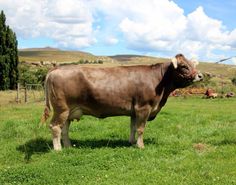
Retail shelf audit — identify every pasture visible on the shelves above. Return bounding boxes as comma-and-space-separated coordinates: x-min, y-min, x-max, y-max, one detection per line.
0, 97, 235, 185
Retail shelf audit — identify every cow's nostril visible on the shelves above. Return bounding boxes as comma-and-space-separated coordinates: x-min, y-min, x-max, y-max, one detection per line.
198, 73, 203, 79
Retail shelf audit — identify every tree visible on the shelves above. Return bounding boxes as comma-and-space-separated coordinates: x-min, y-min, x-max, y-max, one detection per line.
0, 10, 19, 90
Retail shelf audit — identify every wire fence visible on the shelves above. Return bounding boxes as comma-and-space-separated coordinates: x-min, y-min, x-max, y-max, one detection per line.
16, 83, 45, 103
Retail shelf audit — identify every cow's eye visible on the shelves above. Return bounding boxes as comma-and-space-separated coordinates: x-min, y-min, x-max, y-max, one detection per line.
180, 65, 188, 70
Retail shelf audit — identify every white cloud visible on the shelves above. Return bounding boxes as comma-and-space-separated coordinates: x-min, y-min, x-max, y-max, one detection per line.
115, 2, 236, 60
105, 36, 119, 45
2, 0, 45, 37
91, 0, 236, 60
1, 0, 236, 62
1, 0, 95, 48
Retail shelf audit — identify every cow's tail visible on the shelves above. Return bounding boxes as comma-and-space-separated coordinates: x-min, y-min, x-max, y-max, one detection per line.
40, 74, 51, 125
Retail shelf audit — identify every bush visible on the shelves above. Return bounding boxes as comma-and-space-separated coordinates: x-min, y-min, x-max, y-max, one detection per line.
18, 64, 48, 86
232, 77, 236, 86
35, 68, 48, 84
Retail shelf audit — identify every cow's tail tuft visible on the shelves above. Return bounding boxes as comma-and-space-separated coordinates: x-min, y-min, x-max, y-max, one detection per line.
40, 74, 51, 126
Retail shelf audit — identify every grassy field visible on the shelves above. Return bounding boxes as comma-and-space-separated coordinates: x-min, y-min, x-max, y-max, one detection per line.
0, 97, 235, 185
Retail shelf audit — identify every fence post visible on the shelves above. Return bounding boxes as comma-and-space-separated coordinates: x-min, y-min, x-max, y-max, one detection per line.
16, 83, 20, 103
24, 87, 28, 103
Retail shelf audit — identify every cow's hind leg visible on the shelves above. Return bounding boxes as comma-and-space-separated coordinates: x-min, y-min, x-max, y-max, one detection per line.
61, 120, 72, 148
50, 110, 69, 151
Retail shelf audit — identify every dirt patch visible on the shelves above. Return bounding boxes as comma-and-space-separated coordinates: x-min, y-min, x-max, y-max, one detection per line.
193, 143, 209, 152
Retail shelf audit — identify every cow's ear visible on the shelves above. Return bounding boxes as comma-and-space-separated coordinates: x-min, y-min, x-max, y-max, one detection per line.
171, 57, 178, 69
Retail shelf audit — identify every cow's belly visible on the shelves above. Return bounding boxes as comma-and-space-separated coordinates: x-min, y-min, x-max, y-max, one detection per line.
84, 105, 131, 118
68, 104, 131, 120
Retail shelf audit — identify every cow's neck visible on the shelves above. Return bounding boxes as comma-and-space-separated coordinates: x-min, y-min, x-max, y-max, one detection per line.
147, 62, 175, 120
155, 62, 175, 97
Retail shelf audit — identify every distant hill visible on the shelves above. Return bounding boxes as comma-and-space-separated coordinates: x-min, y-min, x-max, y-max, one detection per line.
19, 47, 60, 51
18, 48, 109, 63
110, 54, 146, 61
18, 48, 236, 79
110, 54, 167, 64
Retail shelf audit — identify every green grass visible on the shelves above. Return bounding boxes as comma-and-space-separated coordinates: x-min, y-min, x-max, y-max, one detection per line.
0, 97, 236, 185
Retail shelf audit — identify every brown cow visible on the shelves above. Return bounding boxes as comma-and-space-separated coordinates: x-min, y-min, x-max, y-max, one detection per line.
42, 54, 203, 150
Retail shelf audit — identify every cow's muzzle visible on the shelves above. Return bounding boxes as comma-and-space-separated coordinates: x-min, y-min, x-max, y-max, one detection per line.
193, 72, 204, 82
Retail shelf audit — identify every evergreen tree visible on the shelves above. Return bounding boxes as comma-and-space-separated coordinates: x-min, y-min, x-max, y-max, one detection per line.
0, 10, 19, 90
0, 10, 6, 55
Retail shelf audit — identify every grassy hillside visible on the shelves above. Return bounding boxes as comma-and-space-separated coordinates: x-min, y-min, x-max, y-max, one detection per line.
19, 50, 97, 63
19, 48, 111, 63
0, 97, 235, 185
198, 62, 236, 78
19, 48, 236, 77
110, 55, 167, 65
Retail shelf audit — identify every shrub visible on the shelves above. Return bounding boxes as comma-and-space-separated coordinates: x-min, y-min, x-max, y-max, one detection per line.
18, 64, 48, 86
232, 77, 236, 86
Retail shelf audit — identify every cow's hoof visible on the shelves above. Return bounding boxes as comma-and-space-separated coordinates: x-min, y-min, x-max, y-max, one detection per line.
136, 144, 145, 149
53, 148, 62, 152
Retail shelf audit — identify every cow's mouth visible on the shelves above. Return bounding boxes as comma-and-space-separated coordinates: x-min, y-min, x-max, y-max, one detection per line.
193, 73, 204, 82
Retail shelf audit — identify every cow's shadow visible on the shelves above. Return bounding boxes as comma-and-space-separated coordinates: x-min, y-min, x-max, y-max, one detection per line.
17, 137, 156, 161
17, 138, 52, 162
69, 138, 155, 148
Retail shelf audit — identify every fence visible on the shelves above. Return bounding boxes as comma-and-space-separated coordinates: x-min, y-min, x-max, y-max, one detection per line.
16, 83, 45, 103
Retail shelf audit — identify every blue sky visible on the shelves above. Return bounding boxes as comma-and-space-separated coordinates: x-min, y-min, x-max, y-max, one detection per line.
174, 0, 236, 29
1, 0, 236, 64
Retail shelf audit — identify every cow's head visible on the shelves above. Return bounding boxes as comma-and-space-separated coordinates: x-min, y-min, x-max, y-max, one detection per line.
171, 54, 203, 88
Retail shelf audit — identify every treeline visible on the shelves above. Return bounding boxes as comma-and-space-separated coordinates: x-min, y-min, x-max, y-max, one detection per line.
61, 59, 104, 66
0, 10, 19, 90
77, 59, 103, 64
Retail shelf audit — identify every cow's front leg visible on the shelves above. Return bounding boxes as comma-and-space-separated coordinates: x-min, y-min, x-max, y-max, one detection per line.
61, 120, 72, 148
135, 105, 151, 149
129, 116, 136, 145
136, 122, 146, 148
